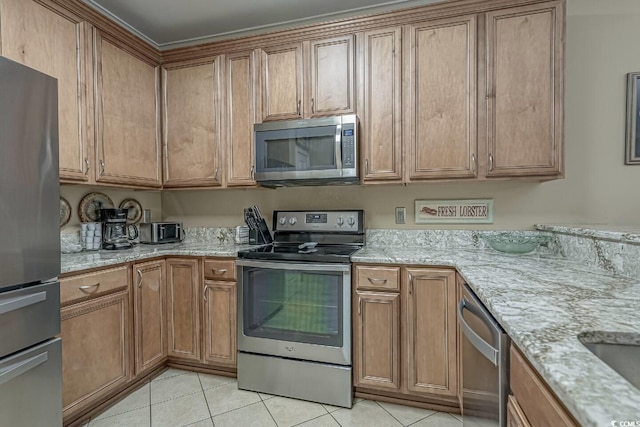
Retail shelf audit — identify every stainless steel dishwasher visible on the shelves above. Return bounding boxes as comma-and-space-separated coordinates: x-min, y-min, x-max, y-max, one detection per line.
458, 283, 509, 427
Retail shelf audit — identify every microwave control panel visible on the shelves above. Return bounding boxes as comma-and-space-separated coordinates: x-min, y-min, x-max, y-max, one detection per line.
342, 126, 356, 168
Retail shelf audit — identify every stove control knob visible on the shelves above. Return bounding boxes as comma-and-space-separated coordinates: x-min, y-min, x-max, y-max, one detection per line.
347, 216, 356, 227
289, 217, 298, 225
336, 216, 344, 226
279, 217, 287, 225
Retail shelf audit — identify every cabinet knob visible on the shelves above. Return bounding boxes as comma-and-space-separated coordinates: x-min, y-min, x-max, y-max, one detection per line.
488, 154, 494, 171
136, 269, 143, 288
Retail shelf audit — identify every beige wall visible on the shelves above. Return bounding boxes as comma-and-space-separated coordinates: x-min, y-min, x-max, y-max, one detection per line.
161, 0, 640, 229
61, 185, 162, 232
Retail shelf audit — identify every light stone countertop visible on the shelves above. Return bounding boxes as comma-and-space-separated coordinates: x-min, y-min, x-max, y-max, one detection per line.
60, 242, 260, 275
352, 246, 640, 427
61, 242, 640, 425
536, 223, 640, 244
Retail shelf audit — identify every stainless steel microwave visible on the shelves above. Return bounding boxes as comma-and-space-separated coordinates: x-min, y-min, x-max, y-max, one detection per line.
254, 114, 358, 186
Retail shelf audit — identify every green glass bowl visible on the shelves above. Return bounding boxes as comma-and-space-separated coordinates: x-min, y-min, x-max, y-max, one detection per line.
481, 233, 550, 254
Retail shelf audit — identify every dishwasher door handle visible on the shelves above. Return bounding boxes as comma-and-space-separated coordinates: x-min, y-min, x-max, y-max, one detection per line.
458, 298, 499, 367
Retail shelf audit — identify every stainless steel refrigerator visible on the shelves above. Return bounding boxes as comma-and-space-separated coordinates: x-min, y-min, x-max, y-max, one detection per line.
0, 56, 62, 426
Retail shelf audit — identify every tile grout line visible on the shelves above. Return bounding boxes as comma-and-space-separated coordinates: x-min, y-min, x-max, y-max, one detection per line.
197, 373, 214, 420
261, 400, 280, 426
289, 402, 331, 427
373, 400, 407, 426
406, 411, 439, 427
328, 410, 343, 427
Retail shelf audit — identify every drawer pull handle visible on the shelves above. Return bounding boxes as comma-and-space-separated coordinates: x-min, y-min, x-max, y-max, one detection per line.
0, 352, 48, 386
136, 269, 143, 288
367, 278, 387, 284
79, 283, 100, 294
213, 269, 227, 275
0, 292, 46, 315
203, 284, 211, 301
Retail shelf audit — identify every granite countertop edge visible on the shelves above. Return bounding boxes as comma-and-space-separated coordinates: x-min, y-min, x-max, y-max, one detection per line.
61, 244, 640, 425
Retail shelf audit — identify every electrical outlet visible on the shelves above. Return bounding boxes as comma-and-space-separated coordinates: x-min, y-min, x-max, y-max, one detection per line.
395, 207, 406, 224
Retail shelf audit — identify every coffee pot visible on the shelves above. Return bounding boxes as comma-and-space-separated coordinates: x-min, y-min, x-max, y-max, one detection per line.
99, 208, 138, 250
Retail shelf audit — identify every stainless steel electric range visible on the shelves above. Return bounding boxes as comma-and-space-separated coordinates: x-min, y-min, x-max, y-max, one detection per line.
236, 210, 364, 408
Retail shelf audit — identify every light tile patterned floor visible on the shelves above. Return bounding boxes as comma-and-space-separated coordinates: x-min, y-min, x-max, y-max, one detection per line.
86, 368, 463, 427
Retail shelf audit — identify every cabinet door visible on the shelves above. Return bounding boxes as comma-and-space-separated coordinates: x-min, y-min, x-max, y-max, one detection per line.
404, 268, 457, 398
307, 35, 354, 117
226, 50, 258, 186
359, 28, 403, 182
405, 16, 477, 180
133, 260, 167, 375
353, 291, 400, 391
61, 290, 131, 417
202, 280, 237, 367
485, 1, 564, 177
0, 0, 92, 182
260, 43, 303, 121
166, 258, 201, 361
163, 58, 223, 187
94, 30, 161, 187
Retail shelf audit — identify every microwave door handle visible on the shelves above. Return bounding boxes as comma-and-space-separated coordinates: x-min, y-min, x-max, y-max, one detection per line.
335, 123, 343, 172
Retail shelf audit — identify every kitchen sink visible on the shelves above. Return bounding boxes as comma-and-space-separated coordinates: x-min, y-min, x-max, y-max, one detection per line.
580, 338, 640, 390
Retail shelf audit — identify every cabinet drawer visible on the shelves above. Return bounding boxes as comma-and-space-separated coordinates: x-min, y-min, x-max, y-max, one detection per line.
60, 265, 130, 305
510, 345, 578, 427
203, 259, 236, 281
355, 265, 400, 291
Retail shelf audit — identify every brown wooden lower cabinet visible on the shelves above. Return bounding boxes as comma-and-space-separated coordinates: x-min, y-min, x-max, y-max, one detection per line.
353, 290, 401, 391
202, 279, 237, 366
166, 257, 238, 370
353, 264, 458, 407
166, 258, 201, 361
61, 289, 132, 420
133, 259, 167, 375
510, 344, 578, 427
404, 268, 457, 399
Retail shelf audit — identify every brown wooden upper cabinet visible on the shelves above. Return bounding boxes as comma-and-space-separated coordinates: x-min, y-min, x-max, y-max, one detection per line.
260, 35, 355, 121
162, 57, 223, 188
226, 50, 258, 186
404, 16, 477, 181
94, 30, 162, 188
0, 0, 92, 183
358, 27, 403, 183
485, 1, 564, 178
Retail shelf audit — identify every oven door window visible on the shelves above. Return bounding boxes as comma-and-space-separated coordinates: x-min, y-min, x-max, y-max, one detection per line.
243, 268, 343, 347
255, 126, 338, 172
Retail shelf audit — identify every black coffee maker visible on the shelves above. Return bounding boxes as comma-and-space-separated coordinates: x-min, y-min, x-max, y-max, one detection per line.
99, 208, 138, 250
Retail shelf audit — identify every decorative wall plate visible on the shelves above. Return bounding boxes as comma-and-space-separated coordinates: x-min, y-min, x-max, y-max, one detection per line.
119, 198, 143, 223
78, 192, 114, 222
60, 197, 71, 228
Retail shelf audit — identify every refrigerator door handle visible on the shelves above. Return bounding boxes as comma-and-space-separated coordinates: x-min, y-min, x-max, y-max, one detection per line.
0, 351, 48, 386
0, 292, 46, 315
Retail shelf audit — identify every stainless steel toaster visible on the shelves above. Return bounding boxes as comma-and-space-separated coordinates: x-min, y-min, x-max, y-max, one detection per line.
139, 222, 184, 244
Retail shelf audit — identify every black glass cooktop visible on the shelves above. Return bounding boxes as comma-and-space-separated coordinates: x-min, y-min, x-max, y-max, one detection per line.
237, 244, 361, 263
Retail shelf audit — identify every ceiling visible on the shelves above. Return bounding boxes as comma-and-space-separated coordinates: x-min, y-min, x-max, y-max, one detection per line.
82, 0, 439, 50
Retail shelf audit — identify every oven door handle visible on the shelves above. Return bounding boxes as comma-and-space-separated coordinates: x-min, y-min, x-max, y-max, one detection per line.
458, 297, 499, 367
236, 259, 350, 273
